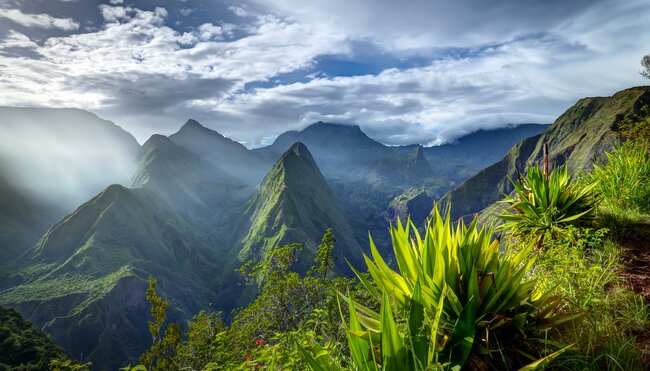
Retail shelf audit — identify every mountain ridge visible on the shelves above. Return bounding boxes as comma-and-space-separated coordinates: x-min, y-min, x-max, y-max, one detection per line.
439, 86, 650, 220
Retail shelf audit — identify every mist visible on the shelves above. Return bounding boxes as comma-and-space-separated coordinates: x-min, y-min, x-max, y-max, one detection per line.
0, 107, 140, 212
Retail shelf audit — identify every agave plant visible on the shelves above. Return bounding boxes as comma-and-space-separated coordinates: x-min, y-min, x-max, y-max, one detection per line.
499, 163, 596, 245
302, 205, 573, 370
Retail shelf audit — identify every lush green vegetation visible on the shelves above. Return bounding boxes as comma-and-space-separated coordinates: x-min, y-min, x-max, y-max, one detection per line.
0, 304, 91, 371
122, 127, 649, 370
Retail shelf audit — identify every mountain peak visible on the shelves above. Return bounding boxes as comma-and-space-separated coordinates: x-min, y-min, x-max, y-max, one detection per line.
307, 121, 362, 133
143, 134, 174, 148
275, 142, 318, 176
286, 141, 309, 156
181, 118, 206, 130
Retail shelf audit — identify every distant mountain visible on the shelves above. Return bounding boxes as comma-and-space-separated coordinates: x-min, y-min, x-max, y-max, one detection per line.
169, 120, 271, 184
440, 87, 650, 220
0, 173, 62, 265
0, 107, 140, 209
396, 123, 550, 183
240, 142, 362, 273
0, 107, 140, 269
363, 145, 454, 195
384, 188, 434, 227
130, 134, 247, 218
256, 122, 395, 179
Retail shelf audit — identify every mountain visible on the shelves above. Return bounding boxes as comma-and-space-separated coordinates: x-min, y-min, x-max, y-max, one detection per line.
0, 107, 140, 271
440, 87, 650, 220
130, 134, 248, 218
0, 173, 62, 266
256, 122, 395, 180
363, 145, 454, 196
384, 188, 434, 227
0, 185, 224, 369
395, 123, 550, 183
169, 120, 271, 184
239, 142, 362, 273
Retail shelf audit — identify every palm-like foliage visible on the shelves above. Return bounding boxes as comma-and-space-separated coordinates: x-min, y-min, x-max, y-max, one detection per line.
499, 164, 596, 244
303, 205, 572, 370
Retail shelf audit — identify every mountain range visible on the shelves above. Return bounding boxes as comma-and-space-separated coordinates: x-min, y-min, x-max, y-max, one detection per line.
0, 100, 578, 368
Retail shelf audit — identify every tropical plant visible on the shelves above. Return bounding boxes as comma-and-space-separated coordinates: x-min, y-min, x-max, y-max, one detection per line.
499, 163, 597, 246
304, 205, 573, 370
140, 277, 181, 371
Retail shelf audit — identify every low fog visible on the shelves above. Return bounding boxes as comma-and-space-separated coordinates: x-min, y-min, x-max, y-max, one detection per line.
0, 107, 140, 212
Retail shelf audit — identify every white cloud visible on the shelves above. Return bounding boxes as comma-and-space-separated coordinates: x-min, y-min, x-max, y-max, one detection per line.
0, 30, 38, 49
197, 23, 223, 41
229, 6, 249, 17
109, 0, 124, 4
179, 8, 195, 16
0, 7, 79, 30
0, 0, 648, 146
0, 5, 349, 141
199, 30, 648, 146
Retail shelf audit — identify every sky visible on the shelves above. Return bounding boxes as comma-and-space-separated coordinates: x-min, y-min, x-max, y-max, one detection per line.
0, 0, 649, 147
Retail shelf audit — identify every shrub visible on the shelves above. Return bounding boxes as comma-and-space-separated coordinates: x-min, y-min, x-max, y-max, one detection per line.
499, 163, 597, 247
305, 205, 572, 370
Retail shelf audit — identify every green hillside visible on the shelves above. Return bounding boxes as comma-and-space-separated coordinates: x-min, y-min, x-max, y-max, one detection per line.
0, 185, 223, 369
440, 86, 650, 220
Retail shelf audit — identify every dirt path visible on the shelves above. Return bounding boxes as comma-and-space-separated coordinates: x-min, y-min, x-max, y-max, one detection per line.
618, 220, 650, 363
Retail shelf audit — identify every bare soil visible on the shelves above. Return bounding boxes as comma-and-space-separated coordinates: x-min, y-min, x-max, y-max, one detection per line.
617, 220, 650, 364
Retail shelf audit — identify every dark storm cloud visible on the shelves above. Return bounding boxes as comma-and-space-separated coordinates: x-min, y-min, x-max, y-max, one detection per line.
69, 72, 237, 114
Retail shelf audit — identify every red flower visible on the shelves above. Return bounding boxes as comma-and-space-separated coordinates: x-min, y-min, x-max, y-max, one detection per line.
245, 355, 252, 361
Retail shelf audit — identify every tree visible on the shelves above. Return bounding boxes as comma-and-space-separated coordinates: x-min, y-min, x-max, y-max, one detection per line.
641, 54, 650, 79
309, 228, 338, 278
140, 277, 181, 371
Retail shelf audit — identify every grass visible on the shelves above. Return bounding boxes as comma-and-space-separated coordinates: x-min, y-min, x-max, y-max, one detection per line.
515, 141, 650, 369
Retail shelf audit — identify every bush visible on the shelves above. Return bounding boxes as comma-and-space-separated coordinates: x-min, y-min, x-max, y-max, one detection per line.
306, 205, 572, 370
499, 163, 597, 247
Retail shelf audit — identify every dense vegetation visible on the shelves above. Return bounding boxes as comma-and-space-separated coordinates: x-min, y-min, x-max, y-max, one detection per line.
0, 304, 74, 370
117, 120, 649, 370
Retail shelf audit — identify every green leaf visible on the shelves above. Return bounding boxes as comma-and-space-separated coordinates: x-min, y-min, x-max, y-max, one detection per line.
380, 292, 406, 371
518, 344, 573, 371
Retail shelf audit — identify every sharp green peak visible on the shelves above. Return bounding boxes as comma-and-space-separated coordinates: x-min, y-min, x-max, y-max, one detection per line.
240, 141, 362, 271
281, 141, 313, 162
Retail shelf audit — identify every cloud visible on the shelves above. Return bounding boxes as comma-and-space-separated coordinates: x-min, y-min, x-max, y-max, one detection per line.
198, 29, 648, 146
0, 4, 349, 140
0, 7, 79, 30
252, 0, 609, 49
0, 0, 648, 146
0, 30, 38, 49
